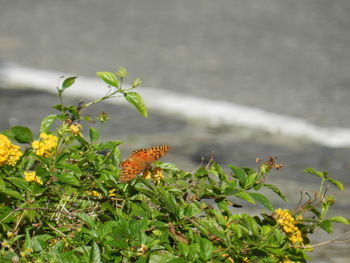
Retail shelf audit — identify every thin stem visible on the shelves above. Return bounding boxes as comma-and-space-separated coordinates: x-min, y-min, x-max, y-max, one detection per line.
81, 90, 119, 109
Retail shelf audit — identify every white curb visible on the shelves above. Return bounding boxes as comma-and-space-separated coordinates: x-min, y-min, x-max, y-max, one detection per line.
1, 64, 350, 148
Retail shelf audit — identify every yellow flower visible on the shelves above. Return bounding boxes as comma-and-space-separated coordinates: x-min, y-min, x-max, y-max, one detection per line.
90, 190, 101, 198
6, 231, 13, 238
142, 167, 164, 184
0, 134, 23, 166
31, 133, 58, 157
142, 167, 152, 179
26, 248, 33, 253
108, 189, 117, 197
70, 123, 83, 137
153, 167, 164, 182
24, 171, 43, 185
274, 209, 303, 244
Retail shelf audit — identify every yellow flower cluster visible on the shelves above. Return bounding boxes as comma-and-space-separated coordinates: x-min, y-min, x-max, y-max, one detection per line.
0, 134, 23, 166
274, 209, 303, 244
31, 133, 58, 157
24, 171, 43, 185
143, 167, 164, 184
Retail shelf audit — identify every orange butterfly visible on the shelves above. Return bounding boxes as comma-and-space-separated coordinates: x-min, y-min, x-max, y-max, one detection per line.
119, 145, 170, 183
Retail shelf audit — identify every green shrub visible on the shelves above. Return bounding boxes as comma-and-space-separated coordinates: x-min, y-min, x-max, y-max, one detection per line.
0, 69, 348, 263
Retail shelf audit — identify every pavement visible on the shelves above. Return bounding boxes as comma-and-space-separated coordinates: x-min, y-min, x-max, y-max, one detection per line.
1, 0, 350, 128
1, 1, 350, 262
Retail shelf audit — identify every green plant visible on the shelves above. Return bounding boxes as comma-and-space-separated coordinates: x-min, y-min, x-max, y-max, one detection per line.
0, 68, 348, 263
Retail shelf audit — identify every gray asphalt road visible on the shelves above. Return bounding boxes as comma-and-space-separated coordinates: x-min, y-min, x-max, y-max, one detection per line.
1, 0, 350, 128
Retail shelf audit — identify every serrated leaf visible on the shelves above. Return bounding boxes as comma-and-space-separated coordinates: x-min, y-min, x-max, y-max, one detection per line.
78, 214, 96, 229
56, 163, 82, 174
244, 172, 257, 189
249, 192, 274, 211
11, 126, 33, 143
0, 186, 24, 200
62, 76, 77, 90
304, 168, 326, 179
89, 242, 101, 263
96, 72, 119, 87
158, 162, 179, 171
264, 184, 288, 202
56, 173, 80, 186
40, 115, 57, 133
235, 191, 256, 204
210, 162, 227, 181
5, 177, 30, 191
228, 165, 246, 186
327, 177, 344, 191
149, 253, 182, 263
124, 92, 148, 118
328, 216, 349, 225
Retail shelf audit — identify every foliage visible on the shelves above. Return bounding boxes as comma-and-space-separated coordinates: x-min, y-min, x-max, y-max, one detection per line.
0, 69, 348, 263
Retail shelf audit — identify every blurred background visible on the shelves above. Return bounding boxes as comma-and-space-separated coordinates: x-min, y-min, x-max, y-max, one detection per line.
1, 1, 349, 261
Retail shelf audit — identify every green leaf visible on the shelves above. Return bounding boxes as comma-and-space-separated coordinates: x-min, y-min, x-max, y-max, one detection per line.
249, 192, 274, 211
327, 177, 344, 191
328, 216, 349, 225
304, 168, 326, 179
56, 173, 80, 186
96, 72, 119, 87
0, 186, 24, 200
228, 165, 246, 186
149, 253, 182, 263
96, 140, 122, 151
183, 203, 202, 218
235, 191, 256, 204
11, 126, 33, 143
244, 172, 257, 189
319, 219, 333, 233
124, 92, 148, 118
40, 115, 57, 133
158, 162, 179, 172
56, 163, 82, 174
89, 127, 99, 143
62, 76, 77, 90
263, 184, 288, 202
199, 238, 214, 260
78, 214, 96, 229
5, 177, 30, 191
210, 162, 227, 181
89, 242, 101, 263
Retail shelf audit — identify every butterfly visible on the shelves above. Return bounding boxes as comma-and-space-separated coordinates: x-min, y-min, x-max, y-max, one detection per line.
119, 145, 170, 183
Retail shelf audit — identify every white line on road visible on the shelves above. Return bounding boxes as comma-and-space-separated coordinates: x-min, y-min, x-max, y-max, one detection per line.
1, 64, 350, 148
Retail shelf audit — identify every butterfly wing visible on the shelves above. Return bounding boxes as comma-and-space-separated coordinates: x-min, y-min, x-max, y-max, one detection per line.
132, 145, 170, 163
119, 145, 170, 182
119, 159, 146, 183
